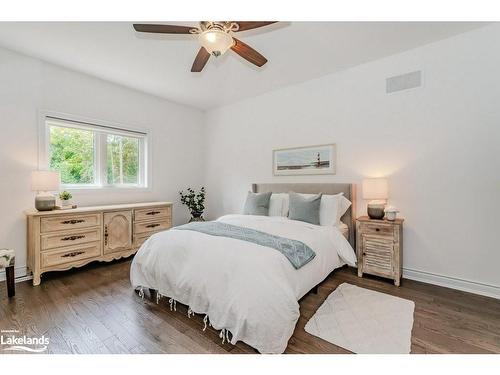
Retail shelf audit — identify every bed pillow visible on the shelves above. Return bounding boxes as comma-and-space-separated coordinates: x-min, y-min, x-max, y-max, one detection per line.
297, 193, 351, 226
243, 192, 272, 216
268, 193, 290, 217
337, 195, 352, 223
288, 192, 322, 225
321, 194, 352, 226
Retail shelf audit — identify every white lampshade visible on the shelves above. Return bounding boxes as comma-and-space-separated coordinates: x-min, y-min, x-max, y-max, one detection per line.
31, 171, 60, 192
198, 29, 234, 56
362, 178, 388, 200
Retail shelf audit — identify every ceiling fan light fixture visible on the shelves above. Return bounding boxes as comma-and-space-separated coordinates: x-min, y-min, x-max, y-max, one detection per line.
133, 21, 275, 72
198, 29, 234, 57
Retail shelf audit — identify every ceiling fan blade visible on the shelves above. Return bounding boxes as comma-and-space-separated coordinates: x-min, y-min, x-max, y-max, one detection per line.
133, 24, 194, 34
231, 38, 267, 67
234, 22, 277, 32
191, 47, 210, 72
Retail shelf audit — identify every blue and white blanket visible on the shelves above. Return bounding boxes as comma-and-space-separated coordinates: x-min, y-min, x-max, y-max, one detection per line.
175, 221, 316, 269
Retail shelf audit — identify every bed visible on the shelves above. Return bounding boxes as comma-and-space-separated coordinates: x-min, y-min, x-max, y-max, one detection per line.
130, 183, 357, 353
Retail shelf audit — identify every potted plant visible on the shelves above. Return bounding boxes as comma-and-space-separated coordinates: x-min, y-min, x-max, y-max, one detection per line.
179, 187, 206, 222
59, 190, 73, 207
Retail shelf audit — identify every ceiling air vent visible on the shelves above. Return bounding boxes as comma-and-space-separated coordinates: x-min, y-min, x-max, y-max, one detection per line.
386, 70, 422, 93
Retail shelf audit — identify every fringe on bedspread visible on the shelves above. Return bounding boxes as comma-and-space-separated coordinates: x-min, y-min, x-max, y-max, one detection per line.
136, 287, 233, 346
138, 287, 145, 299
156, 291, 162, 304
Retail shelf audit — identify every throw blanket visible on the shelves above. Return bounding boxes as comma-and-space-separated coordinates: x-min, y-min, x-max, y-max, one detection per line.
175, 221, 316, 269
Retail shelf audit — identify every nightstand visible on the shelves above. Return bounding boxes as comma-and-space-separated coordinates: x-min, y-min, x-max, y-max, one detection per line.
356, 216, 404, 286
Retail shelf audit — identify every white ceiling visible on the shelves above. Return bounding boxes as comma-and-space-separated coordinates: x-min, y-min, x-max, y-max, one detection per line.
0, 22, 487, 110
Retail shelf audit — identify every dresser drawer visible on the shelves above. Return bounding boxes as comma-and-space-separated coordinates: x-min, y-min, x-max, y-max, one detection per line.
359, 222, 394, 237
41, 242, 101, 269
134, 219, 171, 235
133, 233, 152, 248
41, 213, 101, 233
135, 206, 171, 222
41, 227, 101, 250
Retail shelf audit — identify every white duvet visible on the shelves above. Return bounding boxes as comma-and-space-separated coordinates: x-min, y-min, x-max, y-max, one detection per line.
130, 214, 356, 353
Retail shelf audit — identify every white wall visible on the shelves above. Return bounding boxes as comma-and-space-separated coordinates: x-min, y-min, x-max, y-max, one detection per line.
0, 47, 205, 279
204, 24, 500, 296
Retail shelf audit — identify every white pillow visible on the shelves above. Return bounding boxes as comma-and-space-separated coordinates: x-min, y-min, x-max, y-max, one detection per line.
296, 193, 351, 226
268, 193, 289, 217
322, 194, 352, 226
338, 195, 352, 222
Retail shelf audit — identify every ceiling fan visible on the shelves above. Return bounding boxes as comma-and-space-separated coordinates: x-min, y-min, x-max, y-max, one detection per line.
133, 21, 277, 72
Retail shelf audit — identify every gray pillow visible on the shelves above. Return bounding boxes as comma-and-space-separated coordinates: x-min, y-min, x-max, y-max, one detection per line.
288, 192, 322, 225
243, 192, 272, 216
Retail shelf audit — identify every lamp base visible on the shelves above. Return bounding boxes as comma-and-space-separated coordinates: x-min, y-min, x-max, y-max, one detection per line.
367, 203, 386, 220
35, 195, 56, 211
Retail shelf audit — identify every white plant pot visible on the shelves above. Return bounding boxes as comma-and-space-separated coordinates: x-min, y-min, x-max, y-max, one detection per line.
61, 199, 72, 207
385, 211, 398, 221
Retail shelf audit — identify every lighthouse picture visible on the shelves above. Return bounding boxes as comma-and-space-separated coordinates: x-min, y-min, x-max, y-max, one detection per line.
273, 144, 336, 176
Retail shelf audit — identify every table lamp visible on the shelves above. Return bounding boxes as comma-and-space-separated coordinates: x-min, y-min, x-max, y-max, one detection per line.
31, 171, 60, 211
362, 178, 388, 220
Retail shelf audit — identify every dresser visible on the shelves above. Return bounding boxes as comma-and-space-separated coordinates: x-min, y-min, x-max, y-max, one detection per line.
26, 202, 172, 286
356, 216, 404, 286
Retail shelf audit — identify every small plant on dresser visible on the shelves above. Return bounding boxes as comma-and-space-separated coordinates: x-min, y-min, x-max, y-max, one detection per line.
59, 190, 73, 207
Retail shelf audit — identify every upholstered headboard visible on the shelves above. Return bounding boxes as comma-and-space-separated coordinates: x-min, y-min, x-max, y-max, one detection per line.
252, 183, 356, 247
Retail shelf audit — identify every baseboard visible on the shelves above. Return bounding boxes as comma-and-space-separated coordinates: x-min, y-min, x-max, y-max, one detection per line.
0, 266, 32, 283
403, 268, 500, 300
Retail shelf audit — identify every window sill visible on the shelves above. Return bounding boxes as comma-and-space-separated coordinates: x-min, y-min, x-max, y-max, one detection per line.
62, 185, 151, 194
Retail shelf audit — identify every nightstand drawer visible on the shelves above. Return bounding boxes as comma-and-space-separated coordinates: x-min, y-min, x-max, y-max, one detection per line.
360, 222, 394, 237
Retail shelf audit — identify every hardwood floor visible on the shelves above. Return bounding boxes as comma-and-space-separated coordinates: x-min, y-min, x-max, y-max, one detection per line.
1, 258, 499, 354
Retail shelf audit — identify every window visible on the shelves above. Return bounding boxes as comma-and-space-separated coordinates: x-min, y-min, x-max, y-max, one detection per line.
106, 134, 140, 185
43, 116, 148, 189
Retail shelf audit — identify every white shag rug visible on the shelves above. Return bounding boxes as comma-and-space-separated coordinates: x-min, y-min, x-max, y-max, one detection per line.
305, 283, 415, 354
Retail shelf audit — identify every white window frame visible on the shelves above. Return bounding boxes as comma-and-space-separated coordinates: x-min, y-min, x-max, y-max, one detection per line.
38, 111, 152, 191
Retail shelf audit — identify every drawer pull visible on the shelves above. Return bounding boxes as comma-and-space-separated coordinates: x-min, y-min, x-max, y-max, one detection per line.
375, 228, 380, 232
145, 223, 160, 228
146, 211, 161, 216
61, 235, 86, 241
61, 251, 85, 258
61, 219, 85, 225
